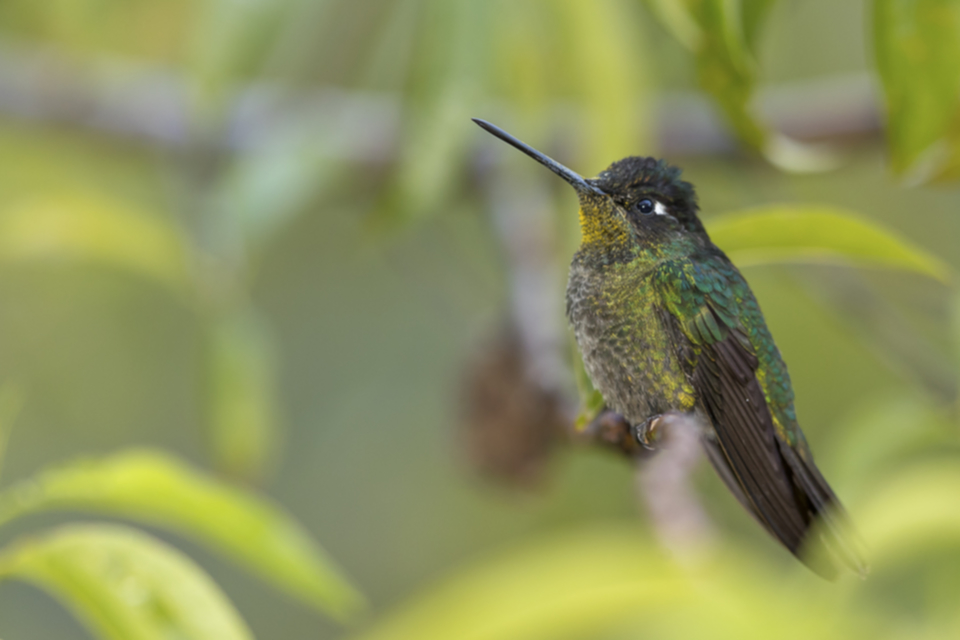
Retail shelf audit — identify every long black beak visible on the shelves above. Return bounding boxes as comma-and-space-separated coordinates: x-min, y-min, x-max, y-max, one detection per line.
472, 118, 605, 196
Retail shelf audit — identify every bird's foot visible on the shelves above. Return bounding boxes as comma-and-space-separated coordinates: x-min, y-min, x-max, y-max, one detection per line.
579, 410, 694, 457
633, 414, 664, 450
634, 411, 683, 451
633, 412, 691, 450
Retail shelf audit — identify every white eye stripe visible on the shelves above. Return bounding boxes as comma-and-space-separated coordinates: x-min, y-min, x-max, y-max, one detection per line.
653, 201, 669, 216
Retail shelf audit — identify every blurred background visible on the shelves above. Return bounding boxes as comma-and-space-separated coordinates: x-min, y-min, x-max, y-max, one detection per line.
0, 0, 957, 639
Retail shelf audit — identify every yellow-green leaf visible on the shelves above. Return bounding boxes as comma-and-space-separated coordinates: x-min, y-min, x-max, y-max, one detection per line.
350, 529, 677, 640
930, 115, 960, 182
553, 0, 649, 173
571, 342, 604, 432
953, 292, 960, 411
706, 206, 952, 283
387, 0, 487, 223
348, 527, 859, 640
644, 0, 702, 51
0, 450, 365, 621
741, 0, 778, 52
0, 524, 252, 640
825, 395, 950, 501
188, 0, 288, 118
858, 462, 960, 564
647, 0, 833, 171
660, 0, 764, 148
872, 0, 960, 177
0, 194, 193, 294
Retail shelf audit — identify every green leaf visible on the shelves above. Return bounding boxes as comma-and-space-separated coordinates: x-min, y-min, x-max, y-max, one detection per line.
0, 450, 365, 621
490, 1, 551, 117
648, 0, 834, 171
188, 0, 291, 117
553, 0, 650, 173
858, 461, 960, 564
644, 0, 702, 51
349, 529, 676, 640
741, 0, 778, 52
929, 115, 960, 182
705, 206, 952, 283
570, 342, 604, 432
0, 524, 252, 640
653, 0, 763, 144
0, 194, 193, 295
573, 388, 605, 433
954, 292, 960, 411
872, 0, 960, 177
825, 395, 951, 500
206, 309, 280, 481
348, 528, 858, 640
386, 0, 487, 223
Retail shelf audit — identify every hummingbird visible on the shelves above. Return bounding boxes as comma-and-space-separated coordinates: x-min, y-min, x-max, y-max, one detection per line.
473, 118, 866, 578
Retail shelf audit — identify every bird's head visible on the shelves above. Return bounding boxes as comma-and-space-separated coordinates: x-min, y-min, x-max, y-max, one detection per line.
473, 119, 704, 264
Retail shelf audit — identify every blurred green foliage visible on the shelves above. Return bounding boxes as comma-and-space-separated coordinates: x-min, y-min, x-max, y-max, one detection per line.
0, 194, 194, 295
873, 0, 960, 181
0, 407, 362, 639
1, 525, 255, 640
705, 207, 953, 281
0, 450, 363, 619
0, 1, 955, 640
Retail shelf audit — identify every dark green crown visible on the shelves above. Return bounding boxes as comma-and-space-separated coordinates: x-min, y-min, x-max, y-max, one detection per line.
589, 157, 705, 235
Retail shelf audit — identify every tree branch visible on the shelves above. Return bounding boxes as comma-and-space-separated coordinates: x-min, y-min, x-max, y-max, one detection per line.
0, 39, 880, 157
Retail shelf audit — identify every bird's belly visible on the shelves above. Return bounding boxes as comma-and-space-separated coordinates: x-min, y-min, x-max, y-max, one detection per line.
567, 273, 695, 426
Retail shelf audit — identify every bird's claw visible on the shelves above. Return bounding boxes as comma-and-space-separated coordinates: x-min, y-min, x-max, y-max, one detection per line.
633, 412, 697, 450
580, 410, 690, 456
634, 414, 671, 450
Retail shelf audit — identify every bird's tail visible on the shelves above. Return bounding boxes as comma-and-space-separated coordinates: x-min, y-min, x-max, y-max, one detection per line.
778, 443, 870, 578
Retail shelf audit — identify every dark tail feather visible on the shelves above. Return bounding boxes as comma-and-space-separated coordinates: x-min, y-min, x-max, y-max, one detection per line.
778, 443, 869, 578
688, 331, 866, 578
701, 435, 841, 580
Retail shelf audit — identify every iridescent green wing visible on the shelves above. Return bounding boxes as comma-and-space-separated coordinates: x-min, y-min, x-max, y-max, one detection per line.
654, 254, 812, 564
654, 251, 865, 577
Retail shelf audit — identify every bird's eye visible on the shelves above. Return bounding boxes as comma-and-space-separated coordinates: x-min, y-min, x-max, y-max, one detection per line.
636, 199, 655, 215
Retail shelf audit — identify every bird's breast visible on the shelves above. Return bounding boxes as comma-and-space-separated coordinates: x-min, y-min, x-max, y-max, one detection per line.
566, 263, 696, 425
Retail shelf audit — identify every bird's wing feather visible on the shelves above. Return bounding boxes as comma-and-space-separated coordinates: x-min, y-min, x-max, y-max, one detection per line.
655, 256, 848, 578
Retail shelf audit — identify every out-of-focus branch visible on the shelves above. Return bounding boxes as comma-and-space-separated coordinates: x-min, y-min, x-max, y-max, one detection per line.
635, 415, 715, 561
487, 176, 573, 407
575, 409, 714, 559
0, 40, 397, 160
659, 73, 881, 154
0, 39, 880, 156
460, 169, 574, 486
